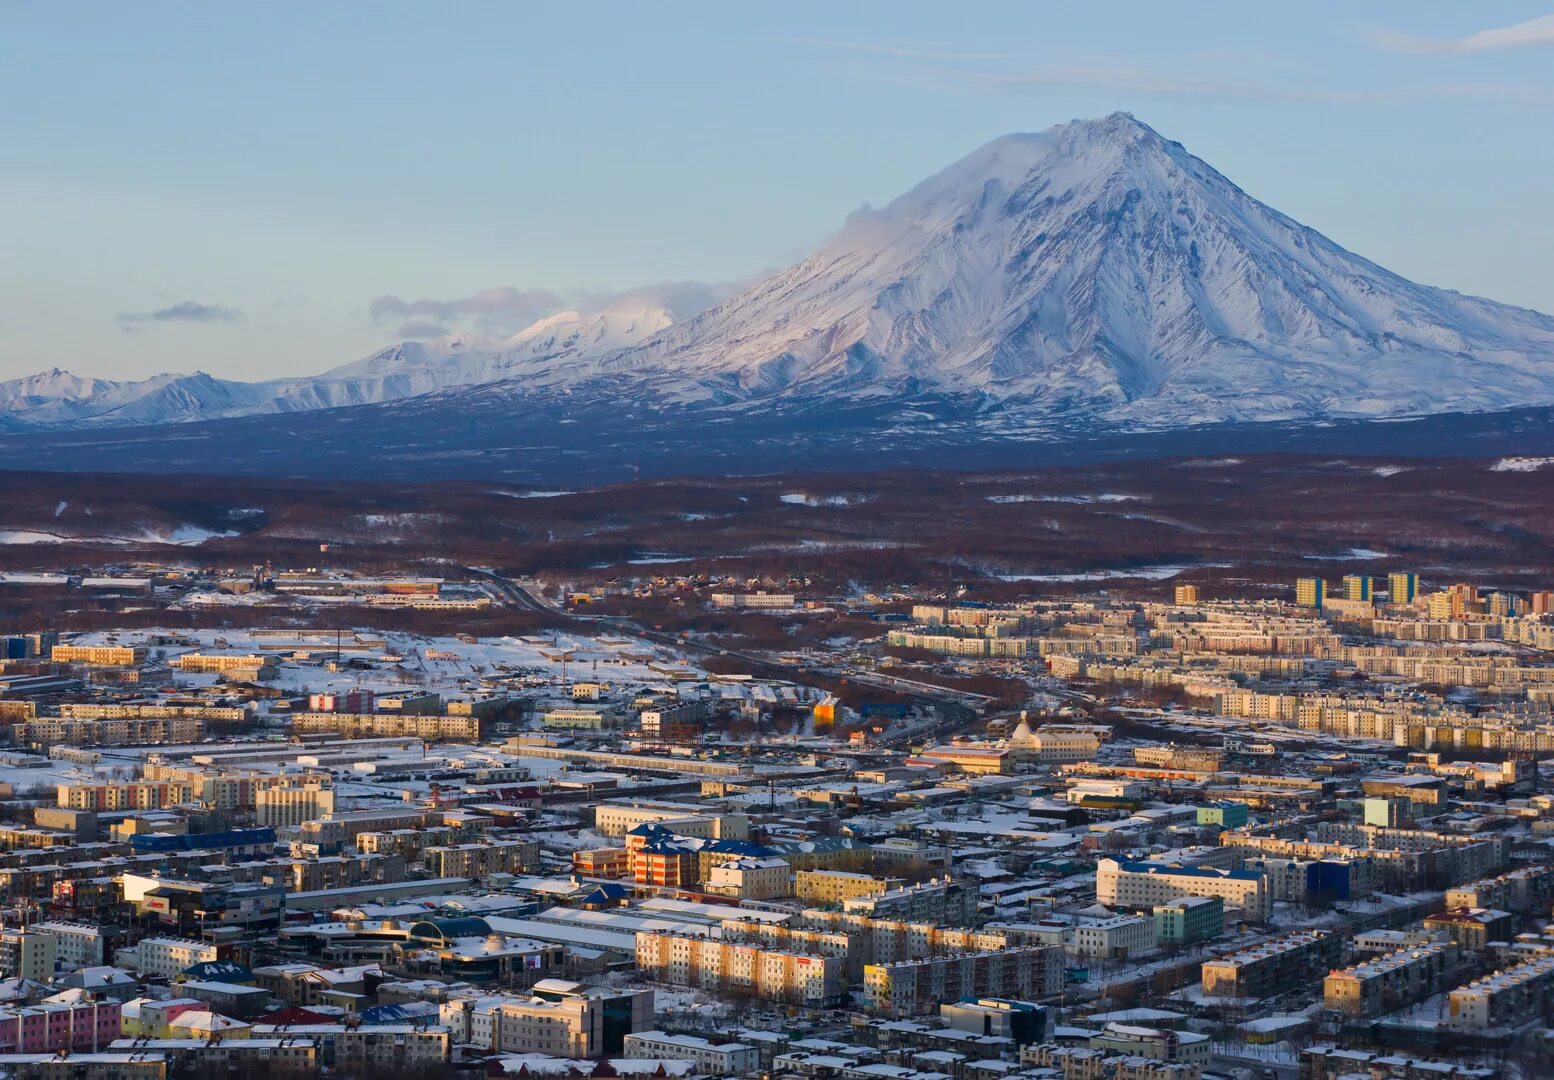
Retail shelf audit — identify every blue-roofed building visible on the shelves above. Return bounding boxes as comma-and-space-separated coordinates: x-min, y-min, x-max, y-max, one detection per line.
130, 827, 276, 857
178, 959, 255, 985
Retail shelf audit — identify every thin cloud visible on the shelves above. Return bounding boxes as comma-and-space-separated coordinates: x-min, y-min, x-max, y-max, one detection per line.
368, 286, 565, 336
394, 319, 453, 340
370, 280, 740, 342
1365, 13, 1554, 54
115, 301, 242, 325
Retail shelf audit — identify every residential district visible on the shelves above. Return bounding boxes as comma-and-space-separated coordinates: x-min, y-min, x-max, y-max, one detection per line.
0, 565, 1553, 1080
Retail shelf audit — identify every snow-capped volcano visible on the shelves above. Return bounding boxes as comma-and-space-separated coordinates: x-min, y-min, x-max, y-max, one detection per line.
6, 113, 1554, 436
579, 111, 1554, 425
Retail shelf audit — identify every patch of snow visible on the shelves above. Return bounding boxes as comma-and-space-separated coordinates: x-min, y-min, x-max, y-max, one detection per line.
995, 563, 1229, 582
987, 492, 1139, 504
780, 492, 869, 507
1490, 456, 1554, 472
1305, 547, 1389, 560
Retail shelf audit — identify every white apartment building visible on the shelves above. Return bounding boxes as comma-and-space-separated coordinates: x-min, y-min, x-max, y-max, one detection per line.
624, 1031, 761, 1075
1097, 858, 1270, 920
594, 801, 749, 840
448, 994, 599, 1056
705, 857, 792, 900
127, 937, 219, 980
1070, 914, 1157, 959
31, 922, 107, 967
1448, 954, 1554, 1029
255, 776, 336, 828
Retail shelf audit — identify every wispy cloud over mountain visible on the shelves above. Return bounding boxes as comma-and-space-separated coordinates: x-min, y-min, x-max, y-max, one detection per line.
115, 301, 242, 326
1364, 12, 1554, 54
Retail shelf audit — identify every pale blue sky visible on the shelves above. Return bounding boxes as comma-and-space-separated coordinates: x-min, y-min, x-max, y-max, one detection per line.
4, 2, 1553, 381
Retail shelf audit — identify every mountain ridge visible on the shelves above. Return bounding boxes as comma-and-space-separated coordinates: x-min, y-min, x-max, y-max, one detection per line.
7, 112, 1554, 438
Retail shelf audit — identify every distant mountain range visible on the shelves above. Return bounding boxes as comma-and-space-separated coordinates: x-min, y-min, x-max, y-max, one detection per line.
5, 113, 1554, 478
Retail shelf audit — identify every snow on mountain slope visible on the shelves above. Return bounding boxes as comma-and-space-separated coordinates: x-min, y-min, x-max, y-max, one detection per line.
7, 113, 1554, 433
0, 295, 695, 428
580, 112, 1554, 426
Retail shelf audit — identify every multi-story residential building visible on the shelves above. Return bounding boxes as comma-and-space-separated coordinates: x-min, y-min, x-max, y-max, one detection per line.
1300, 1047, 1493, 1080
1445, 866, 1554, 914
1153, 897, 1223, 945
1200, 931, 1343, 998
795, 870, 897, 906
0, 931, 56, 982
1388, 572, 1419, 604
291, 711, 481, 742
571, 848, 629, 878
1021, 1044, 1201, 1080
1173, 585, 1200, 606
172, 653, 271, 674
247, 1024, 449, 1072
841, 877, 978, 925
51, 645, 146, 666
624, 1031, 761, 1075
634, 931, 846, 1006
595, 801, 748, 840
1097, 859, 1270, 919
710, 592, 796, 609
1070, 914, 1157, 959
1295, 578, 1325, 609
442, 992, 617, 1057
254, 776, 336, 828
128, 937, 220, 980
12, 716, 207, 748
1091, 1024, 1211, 1066
30, 922, 107, 967
1447, 954, 1554, 1029
704, 856, 792, 900
57, 781, 195, 812
860, 945, 1064, 1017
1422, 908, 1515, 952
1322, 942, 1457, 1017
423, 839, 539, 879
1195, 802, 1249, 829
0, 999, 122, 1055
1343, 575, 1373, 602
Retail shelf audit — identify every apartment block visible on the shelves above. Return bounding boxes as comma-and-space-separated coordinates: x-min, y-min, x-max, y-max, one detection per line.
128, 937, 220, 980
1097, 858, 1270, 919
841, 877, 979, 925
796, 869, 897, 906
254, 776, 336, 828
1322, 942, 1456, 1017
624, 1031, 760, 1074
0, 931, 56, 982
51, 645, 146, 667
1153, 897, 1223, 945
634, 930, 846, 1006
424, 839, 539, 879
1447, 954, 1554, 1029
704, 856, 792, 900
1200, 931, 1342, 999
861, 945, 1064, 1017
291, 711, 481, 742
